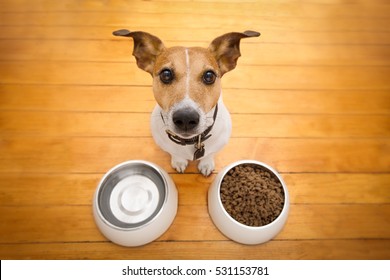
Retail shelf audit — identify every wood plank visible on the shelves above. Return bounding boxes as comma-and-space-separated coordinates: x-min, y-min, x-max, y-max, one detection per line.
226, 65, 390, 91
2, 40, 390, 66
223, 89, 390, 115
0, 240, 389, 260
0, 204, 389, 243
0, 173, 389, 207
0, 137, 389, 173
1, 12, 390, 32
1, 85, 389, 115
2, 26, 390, 44
0, 0, 389, 19
232, 114, 390, 138
0, 85, 156, 113
284, 173, 390, 204
1, 111, 388, 138
1, 61, 389, 90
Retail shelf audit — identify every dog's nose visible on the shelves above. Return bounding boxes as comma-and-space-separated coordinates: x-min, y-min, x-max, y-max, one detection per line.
173, 108, 200, 131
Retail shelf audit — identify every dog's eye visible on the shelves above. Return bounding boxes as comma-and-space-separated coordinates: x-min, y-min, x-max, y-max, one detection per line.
159, 69, 174, 84
202, 70, 216, 85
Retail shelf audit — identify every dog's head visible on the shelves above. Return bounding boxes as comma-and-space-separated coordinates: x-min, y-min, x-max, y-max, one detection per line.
113, 29, 260, 138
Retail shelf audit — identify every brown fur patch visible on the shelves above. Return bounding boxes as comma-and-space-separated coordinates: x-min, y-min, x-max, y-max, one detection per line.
152, 46, 221, 114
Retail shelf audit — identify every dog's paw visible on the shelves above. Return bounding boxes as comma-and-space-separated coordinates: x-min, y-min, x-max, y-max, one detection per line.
198, 157, 215, 177
171, 156, 188, 173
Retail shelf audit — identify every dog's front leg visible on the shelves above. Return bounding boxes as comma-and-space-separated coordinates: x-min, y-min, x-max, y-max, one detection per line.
171, 155, 188, 173
198, 153, 215, 177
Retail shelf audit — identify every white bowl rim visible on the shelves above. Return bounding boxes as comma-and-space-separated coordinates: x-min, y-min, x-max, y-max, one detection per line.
94, 160, 171, 232
214, 159, 289, 230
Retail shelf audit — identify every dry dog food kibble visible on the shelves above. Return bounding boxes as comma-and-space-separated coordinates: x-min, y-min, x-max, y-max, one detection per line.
220, 164, 285, 227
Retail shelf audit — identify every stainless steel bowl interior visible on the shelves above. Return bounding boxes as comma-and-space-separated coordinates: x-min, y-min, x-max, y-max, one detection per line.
96, 162, 166, 229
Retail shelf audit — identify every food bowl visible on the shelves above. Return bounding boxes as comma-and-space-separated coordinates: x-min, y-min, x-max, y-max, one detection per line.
208, 160, 289, 245
93, 160, 178, 247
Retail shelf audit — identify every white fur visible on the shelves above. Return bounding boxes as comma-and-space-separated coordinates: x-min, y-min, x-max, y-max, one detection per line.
184, 48, 190, 97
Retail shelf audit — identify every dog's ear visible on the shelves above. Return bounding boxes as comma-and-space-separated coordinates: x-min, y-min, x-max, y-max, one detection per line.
113, 29, 166, 74
208, 30, 260, 76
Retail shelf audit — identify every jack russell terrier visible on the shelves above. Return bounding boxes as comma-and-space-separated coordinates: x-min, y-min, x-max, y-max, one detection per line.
113, 29, 260, 176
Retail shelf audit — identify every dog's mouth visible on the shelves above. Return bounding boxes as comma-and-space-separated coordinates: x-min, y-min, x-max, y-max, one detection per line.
170, 119, 203, 139
164, 117, 206, 140
174, 130, 199, 139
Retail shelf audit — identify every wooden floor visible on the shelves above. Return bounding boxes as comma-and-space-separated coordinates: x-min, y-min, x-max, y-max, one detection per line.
0, 0, 389, 260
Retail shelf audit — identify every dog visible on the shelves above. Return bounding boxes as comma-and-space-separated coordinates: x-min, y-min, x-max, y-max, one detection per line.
113, 29, 260, 176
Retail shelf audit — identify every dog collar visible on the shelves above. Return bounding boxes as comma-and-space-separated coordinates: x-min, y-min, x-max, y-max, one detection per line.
161, 104, 218, 160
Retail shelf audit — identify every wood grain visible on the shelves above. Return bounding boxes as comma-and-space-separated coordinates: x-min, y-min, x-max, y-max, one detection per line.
1, 173, 389, 206
1, 240, 389, 260
1, 205, 389, 243
1, 111, 389, 138
1, 61, 389, 90
1, 0, 389, 18
1, 11, 390, 32
0, 0, 389, 260
1, 137, 389, 173
2, 40, 390, 66
1, 85, 389, 114
2, 26, 390, 44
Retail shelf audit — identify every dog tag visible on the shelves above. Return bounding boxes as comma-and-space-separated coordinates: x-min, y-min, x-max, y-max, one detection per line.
194, 136, 205, 160
194, 146, 205, 160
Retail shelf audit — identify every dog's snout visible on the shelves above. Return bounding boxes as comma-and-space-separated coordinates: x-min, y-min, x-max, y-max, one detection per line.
173, 109, 199, 131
